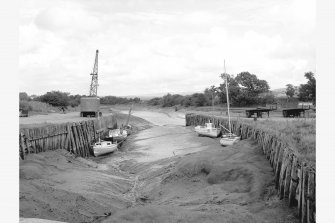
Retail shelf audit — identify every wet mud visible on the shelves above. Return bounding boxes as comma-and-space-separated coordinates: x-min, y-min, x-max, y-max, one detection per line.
20, 110, 298, 223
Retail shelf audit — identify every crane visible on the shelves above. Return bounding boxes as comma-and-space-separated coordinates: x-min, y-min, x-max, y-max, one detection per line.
89, 49, 99, 97
80, 49, 101, 117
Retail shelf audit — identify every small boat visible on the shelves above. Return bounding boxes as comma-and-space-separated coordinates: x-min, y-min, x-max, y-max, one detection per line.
195, 84, 221, 138
105, 128, 128, 143
92, 140, 118, 157
195, 121, 221, 138
220, 60, 241, 146
220, 132, 240, 146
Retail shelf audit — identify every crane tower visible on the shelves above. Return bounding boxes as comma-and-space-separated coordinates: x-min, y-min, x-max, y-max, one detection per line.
80, 49, 101, 117
89, 49, 99, 96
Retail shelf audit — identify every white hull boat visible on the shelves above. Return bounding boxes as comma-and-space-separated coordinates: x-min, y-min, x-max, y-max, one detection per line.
220, 60, 241, 146
220, 133, 240, 146
93, 140, 118, 157
105, 128, 128, 143
195, 122, 221, 138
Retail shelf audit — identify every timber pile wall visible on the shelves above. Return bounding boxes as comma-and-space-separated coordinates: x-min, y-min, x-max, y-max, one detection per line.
19, 115, 117, 159
185, 113, 315, 223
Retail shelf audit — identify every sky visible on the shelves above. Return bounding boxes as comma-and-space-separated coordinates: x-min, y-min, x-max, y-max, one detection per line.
19, 0, 316, 97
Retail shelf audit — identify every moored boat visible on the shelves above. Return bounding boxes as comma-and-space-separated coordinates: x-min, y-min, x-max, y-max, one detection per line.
220, 133, 240, 146
220, 60, 241, 146
92, 140, 118, 157
195, 121, 221, 138
105, 128, 128, 143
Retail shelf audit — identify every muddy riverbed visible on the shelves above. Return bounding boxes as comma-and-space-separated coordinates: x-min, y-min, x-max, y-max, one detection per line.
20, 110, 298, 223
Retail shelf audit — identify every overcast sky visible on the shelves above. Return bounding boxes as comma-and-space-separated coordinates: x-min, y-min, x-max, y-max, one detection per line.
19, 0, 315, 97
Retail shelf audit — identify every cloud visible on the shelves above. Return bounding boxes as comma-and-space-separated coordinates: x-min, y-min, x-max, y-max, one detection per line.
34, 5, 102, 34
19, 0, 316, 96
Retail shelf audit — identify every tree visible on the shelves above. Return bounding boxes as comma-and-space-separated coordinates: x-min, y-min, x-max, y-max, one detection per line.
217, 73, 241, 105
204, 86, 218, 106
235, 72, 269, 95
161, 93, 174, 107
259, 92, 276, 104
147, 97, 161, 106
19, 100, 32, 111
37, 91, 70, 107
68, 94, 82, 107
298, 72, 316, 104
191, 93, 208, 106
285, 84, 296, 99
232, 72, 270, 106
19, 92, 30, 101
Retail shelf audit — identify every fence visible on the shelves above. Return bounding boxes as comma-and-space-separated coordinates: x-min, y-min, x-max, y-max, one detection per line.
185, 113, 315, 223
19, 115, 117, 159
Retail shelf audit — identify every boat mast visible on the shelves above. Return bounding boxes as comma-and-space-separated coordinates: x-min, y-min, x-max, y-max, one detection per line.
211, 90, 214, 123
224, 60, 232, 134
97, 110, 101, 143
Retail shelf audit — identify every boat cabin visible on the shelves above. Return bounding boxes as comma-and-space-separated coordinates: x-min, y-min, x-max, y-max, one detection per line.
205, 122, 214, 129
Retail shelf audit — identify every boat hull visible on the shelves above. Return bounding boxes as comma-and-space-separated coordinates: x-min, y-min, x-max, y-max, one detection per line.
220, 135, 241, 146
195, 126, 221, 138
93, 142, 118, 157
106, 129, 128, 143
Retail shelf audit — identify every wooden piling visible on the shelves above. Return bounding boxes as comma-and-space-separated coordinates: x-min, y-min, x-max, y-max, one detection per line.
284, 153, 293, 198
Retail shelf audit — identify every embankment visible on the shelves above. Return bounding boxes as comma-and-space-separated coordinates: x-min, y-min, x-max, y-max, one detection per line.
19, 112, 153, 160
185, 113, 315, 223
19, 115, 117, 159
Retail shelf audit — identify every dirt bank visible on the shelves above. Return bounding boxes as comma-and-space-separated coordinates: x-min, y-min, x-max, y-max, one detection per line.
20, 110, 298, 223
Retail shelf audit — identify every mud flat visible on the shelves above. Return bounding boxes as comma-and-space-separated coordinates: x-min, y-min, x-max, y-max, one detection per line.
20, 110, 298, 223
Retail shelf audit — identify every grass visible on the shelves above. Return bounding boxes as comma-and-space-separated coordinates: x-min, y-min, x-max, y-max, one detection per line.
242, 118, 316, 165
20, 100, 80, 114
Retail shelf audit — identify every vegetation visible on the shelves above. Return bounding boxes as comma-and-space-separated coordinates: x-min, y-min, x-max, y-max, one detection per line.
285, 84, 296, 99
19, 99, 55, 113
148, 71, 273, 108
250, 119, 316, 164
149, 71, 315, 109
100, 96, 140, 105
36, 91, 70, 107
19, 91, 140, 114
298, 72, 316, 104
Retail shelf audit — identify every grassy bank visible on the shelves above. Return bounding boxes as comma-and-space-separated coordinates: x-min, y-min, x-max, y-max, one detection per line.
188, 113, 316, 165
250, 118, 316, 164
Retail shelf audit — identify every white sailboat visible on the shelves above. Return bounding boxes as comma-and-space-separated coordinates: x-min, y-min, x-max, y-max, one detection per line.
195, 87, 221, 138
105, 105, 132, 143
92, 138, 118, 156
92, 112, 118, 156
106, 128, 128, 143
220, 60, 241, 146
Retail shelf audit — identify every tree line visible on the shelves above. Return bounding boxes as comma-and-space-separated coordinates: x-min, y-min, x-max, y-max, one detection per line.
20, 71, 315, 110
148, 71, 274, 107
285, 72, 316, 104
19, 91, 140, 110
149, 71, 316, 108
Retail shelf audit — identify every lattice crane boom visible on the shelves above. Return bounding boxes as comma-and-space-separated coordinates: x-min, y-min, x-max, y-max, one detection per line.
89, 49, 99, 97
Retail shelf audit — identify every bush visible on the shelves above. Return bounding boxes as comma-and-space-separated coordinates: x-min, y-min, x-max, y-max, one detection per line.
147, 97, 162, 106
19, 100, 32, 111
37, 91, 70, 107
100, 96, 140, 105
